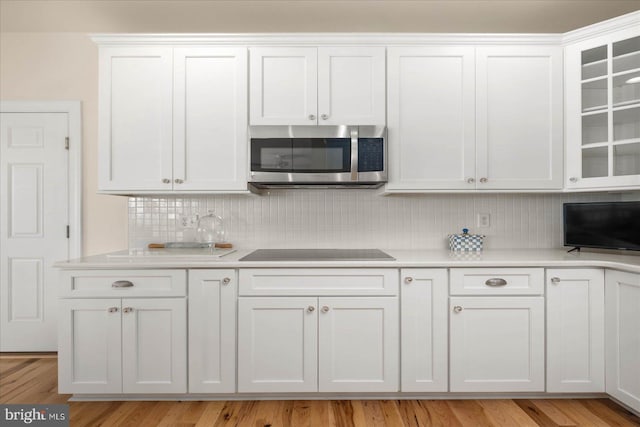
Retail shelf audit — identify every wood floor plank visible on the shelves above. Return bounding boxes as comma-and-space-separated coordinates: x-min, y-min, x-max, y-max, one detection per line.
2, 356, 640, 427
330, 400, 357, 427
578, 399, 640, 427
379, 400, 406, 427
447, 400, 495, 427
70, 402, 122, 427
548, 399, 612, 427
528, 399, 578, 426
194, 402, 226, 427
478, 399, 539, 427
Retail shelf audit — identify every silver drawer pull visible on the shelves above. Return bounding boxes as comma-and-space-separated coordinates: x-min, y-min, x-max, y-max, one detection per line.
222, 277, 231, 285
404, 277, 413, 284
108, 307, 118, 313
122, 307, 134, 313
112, 280, 134, 288
307, 306, 315, 313
485, 278, 507, 287
550, 277, 561, 284
453, 306, 463, 313
321, 306, 330, 313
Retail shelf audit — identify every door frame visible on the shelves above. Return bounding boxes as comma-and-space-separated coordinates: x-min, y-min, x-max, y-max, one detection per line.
0, 100, 82, 258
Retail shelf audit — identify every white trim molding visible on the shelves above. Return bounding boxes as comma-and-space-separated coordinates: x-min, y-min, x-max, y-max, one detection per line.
90, 33, 563, 46
562, 9, 640, 45
0, 100, 82, 258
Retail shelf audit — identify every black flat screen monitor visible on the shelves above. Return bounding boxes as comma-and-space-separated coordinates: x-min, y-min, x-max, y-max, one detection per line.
564, 201, 640, 251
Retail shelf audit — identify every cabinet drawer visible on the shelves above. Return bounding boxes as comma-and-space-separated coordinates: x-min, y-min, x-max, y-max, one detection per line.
60, 270, 187, 298
239, 269, 398, 296
450, 268, 544, 295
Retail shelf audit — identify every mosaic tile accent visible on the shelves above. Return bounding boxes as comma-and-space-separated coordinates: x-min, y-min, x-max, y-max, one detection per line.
128, 191, 622, 250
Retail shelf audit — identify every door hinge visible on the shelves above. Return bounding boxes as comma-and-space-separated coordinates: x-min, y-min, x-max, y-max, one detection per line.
65, 137, 69, 150
66, 225, 70, 239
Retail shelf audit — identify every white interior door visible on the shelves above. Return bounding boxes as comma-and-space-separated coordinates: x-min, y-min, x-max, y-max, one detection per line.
0, 112, 69, 351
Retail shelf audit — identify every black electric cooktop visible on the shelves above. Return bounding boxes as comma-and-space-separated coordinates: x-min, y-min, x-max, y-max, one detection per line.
239, 249, 395, 262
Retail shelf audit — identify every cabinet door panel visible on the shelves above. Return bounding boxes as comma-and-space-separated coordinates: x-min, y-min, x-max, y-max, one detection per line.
318, 47, 385, 126
546, 269, 605, 392
387, 47, 475, 190
606, 270, 640, 412
318, 297, 398, 392
476, 46, 563, 189
122, 298, 187, 393
57, 299, 122, 394
450, 296, 545, 392
173, 48, 248, 190
238, 297, 318, 392
98, 47, 173, 191
250, 47, 317, 125
400, 269, 448, 392
188, 270, 236, 393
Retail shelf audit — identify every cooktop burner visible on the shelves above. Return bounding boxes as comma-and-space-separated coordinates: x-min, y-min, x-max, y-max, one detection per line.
239, 248, 395, 262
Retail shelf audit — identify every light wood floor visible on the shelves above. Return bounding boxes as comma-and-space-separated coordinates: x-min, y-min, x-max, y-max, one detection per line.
1, 354, 639, 427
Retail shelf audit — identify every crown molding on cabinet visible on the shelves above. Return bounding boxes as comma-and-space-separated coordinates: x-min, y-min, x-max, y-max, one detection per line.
90, 33, 563, 46
562, 9, 640, 45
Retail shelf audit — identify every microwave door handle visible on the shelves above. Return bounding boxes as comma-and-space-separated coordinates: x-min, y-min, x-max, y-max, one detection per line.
350, 128, 358, 181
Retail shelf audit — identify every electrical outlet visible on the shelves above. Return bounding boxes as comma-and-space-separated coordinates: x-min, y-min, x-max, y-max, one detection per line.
178, 213, 198, 229
477, 213, 491, 228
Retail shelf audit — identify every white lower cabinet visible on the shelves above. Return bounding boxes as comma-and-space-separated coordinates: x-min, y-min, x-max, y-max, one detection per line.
188, 270, 237, 393
605, 269, 640, 413
546, 268, 605, 392
449, 296, 545, 392
58, 297, 187, 394
400, 269, 448, 392
237, 296, 398, 393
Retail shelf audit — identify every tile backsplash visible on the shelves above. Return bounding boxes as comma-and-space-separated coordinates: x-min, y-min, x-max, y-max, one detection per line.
128, 191, 622, 250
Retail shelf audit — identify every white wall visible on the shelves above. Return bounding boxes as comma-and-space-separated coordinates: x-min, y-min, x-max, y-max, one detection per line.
2, 1, 638, 254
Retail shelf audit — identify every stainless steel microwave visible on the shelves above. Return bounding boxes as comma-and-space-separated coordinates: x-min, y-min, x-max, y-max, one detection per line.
249, 125, 387, 189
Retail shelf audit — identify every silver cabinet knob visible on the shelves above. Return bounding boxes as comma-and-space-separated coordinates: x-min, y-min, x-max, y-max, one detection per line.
307, 306, 315, 313
321, 306, 330, 313
108, 307, 119, 313
479, 177, 488, 183
453, 306, 463, 313
404, 277, 413, 284
569, 177, 578, 183
112, 280, 134, 288
174, 179, 184, 184
308, 114, 316, 121
162, 178, 171, 184
122, 307, 134, 313
222, 277, 231, 285
467, 177, 475, 184
321, 114, 329, 120
551, 277, 561, 284
485, 278, 507, 287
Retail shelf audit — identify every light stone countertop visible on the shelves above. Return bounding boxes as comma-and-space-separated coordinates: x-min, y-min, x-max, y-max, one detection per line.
54, 248, 640, 274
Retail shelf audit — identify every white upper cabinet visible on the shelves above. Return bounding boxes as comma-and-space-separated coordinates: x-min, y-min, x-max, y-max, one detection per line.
250, 47, 386, 125
387, 45, 563, 191
387, 47, 476, 190
475, 46, 563, 190
99, 47, 173, 192
565, 24, 640, 190
173, 48, 248, 191
98, 46, 248, 193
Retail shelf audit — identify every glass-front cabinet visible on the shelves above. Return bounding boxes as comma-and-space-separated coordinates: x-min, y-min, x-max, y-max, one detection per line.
566, 26, 640, 189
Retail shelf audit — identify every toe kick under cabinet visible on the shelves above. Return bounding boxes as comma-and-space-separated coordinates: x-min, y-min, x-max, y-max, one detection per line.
236, 268, 399, 393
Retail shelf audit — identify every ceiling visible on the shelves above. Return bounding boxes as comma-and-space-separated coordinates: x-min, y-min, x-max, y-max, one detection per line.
1, 0, 639, 33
